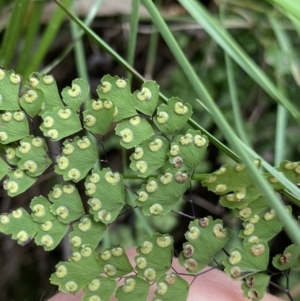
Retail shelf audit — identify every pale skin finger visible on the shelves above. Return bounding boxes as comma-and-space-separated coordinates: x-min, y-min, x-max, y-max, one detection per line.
47, 248, 284, 301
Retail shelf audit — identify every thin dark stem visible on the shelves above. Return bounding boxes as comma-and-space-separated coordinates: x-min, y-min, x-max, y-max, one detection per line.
124, 184, 138, 196
98, 136, 109, 163
171, 209, 194, 219
189, 170, 196, 218
28, 116, 36, 136
212, 258, 219, 265
269, 281, 294, 301
117, 205, 139, 218
286, 269, 291, 290
39, 291, 45, 301
222, 248, 230, 256
42, 166, 55, 175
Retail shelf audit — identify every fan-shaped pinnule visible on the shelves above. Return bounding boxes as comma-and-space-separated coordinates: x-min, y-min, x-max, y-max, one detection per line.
30, 196, 54, 223
34, 218, 68, 251
97, 75, 137, 122
83, 98, 115, 135
50, 246, 102, 294
40, 106, 82, 141
132, 80, 159, 116
16, 136, 52, 177
116, 276, 150, 301
97, 246, 133, 278
0, 68, 21, 111
0, 110, 29, 144
4, 145, 20, 166
3, 169, 37, 197
202, 160, 261, 195
135, 233, 174, 281
153, 97, 192, 135
48, 183, 85, 223
272, 160, 300, 189
272, 244, 300, 270
136, 168, 190, 218
54, 136, 98, 183
129, 136, 170, 177
85, 168, 126, 225
82, 276, 117, 301
223, 241, 269, 280
179, 217, 231, 274
28, 72, 64, 112
239, 206, 292, 242
168, 129, 208, 172
69, 214, 106, 251
61, 78, 90, 111
241, 273, 270, 301
115, 115, 155, 149
0, 208, 37, 245
19, 88, 44, 118
153, 272, 189, 301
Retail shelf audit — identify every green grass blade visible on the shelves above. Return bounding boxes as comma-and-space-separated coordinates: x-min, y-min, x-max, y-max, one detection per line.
40, 44, 74, 75
16, 0, 45, 74
281, 189, 300, 207
70, 0, 104, 85
23, 0, 73, 78
83, 0, 104, 26
41, 0, 103, 75
268, 15, 290, 166
220, 3, 250, 146
126, 0, 140, 83
290, 15, 300, 37
178, 0, 300, 121
70, 5, 89, 84
188, 117, 241, 162
144, 0, 161, 79
269, 13, 300, 86
268, 0, 300, 20
141, 0, 300, 245
223, 0, 272, 13
224, 54, 251, 145
274, 104, 288, 167
0, 0, 31, 67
